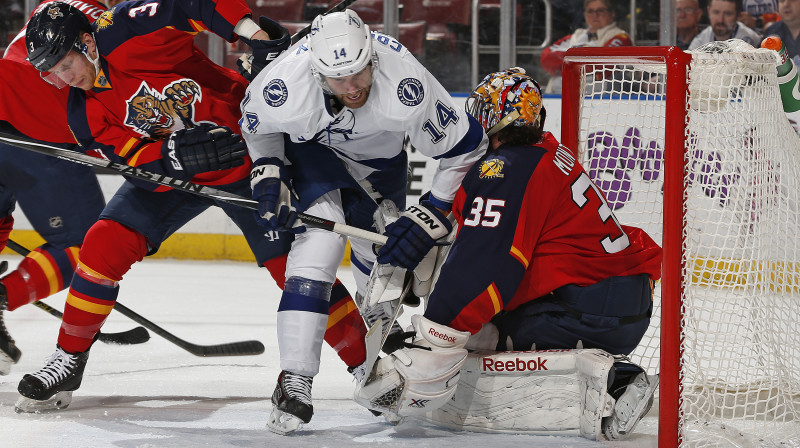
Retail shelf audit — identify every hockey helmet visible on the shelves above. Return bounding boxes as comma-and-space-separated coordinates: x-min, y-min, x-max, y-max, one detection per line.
26, 1, 92, 73
465, 67, 544, 137
307, 9, 378, 93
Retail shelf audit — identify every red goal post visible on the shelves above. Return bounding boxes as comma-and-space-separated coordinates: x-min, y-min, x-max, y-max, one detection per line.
561, 44, 800, 447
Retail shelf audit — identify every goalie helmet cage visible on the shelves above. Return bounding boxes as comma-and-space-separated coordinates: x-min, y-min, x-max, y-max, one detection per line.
562, 45, 800, 447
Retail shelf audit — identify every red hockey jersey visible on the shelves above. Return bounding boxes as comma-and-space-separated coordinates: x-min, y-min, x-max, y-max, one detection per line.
65, 0, 253, 189
427, 132, 662, 334
0, 0, 106, 144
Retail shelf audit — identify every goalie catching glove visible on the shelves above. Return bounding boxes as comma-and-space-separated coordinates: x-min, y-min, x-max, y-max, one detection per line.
163, 124, 247, 178
237, 17, 291, 82
250, 157, 305, 233
376, 201, 453, 270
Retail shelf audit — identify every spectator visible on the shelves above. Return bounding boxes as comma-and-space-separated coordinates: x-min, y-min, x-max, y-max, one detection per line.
741, 0, 780, 33
688, 0, 762, 49
764, 0, 800, 66
677, 0, 705, 49
540, 0, 632, 93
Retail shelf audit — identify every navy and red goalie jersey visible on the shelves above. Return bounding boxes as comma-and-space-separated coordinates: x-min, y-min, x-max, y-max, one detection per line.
427, 132, 663, 334
0, 0, 106, 144
66, 0, 254, 189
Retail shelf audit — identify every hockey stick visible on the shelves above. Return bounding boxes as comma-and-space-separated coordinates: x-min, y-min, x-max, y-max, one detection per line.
6, 239, 263, 356
289, 0, 357, 44
0, 247, 150, 345
0, 131, 387, 245
110, 302, 265, 357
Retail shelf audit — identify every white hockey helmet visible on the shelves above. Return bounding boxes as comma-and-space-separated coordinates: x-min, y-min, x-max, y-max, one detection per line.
307, 9, 378, 93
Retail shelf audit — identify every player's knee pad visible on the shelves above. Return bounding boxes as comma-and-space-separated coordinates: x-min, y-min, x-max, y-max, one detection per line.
79, 220, 147, 281
354, 315, 470, 416
418, 348, 617, 440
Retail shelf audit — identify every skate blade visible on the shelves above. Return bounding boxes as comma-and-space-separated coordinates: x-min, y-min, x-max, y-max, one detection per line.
15, 391, 73, 413
267, 407, 304, 435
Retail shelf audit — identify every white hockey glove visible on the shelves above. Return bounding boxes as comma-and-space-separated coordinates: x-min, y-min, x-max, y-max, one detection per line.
376, 201, 452, 270
250, 157, 305, 233
236, 17, 291, 82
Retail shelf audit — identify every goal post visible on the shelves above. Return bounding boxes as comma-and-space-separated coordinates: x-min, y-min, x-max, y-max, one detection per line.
562, 44, 800, 447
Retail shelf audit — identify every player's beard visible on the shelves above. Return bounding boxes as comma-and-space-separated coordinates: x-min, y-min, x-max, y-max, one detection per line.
712, 21, 734, 38
336, 85, 372, 109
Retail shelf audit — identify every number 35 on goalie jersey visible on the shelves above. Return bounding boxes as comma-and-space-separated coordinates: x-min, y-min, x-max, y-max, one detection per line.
433, 132, 662, 318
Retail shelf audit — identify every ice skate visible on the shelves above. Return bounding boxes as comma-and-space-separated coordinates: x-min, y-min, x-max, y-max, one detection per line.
267, 370, 313, 435
0, 285, 21, 375
15, 345, 89, 413
602, 371, 659, 440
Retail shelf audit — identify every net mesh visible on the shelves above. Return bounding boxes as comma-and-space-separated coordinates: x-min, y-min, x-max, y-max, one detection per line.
573, 43, 800, 445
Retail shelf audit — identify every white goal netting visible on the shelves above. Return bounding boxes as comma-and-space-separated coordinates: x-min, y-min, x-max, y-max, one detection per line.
566, 41, 800, 446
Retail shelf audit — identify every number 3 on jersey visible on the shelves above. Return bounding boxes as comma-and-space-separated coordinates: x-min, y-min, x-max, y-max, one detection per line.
572, 172, 630, 254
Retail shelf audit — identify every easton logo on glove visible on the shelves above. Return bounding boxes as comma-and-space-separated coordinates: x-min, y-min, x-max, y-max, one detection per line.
407, 205, 442, 231
166, 138, 183, 171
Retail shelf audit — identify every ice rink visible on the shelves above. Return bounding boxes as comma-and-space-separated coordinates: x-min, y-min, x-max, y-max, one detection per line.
0, 255, 658, 447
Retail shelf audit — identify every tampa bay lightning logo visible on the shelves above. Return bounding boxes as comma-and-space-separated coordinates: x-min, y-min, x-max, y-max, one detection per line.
263, 79, 288, 107
397, 78, 424, 106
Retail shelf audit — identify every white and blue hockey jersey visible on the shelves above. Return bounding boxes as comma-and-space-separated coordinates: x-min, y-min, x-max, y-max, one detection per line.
240, 32, 488, 208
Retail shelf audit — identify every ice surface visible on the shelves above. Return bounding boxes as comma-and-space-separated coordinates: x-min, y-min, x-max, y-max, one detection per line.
0, 256, 658, 447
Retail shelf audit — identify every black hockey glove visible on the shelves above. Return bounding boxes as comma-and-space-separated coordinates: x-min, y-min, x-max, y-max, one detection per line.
237, 16, 291, 82
163, 124, 247, 178
376, 201, 453, 271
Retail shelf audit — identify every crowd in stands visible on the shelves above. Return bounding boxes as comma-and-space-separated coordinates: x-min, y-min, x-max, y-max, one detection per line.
2, 0, 797, 95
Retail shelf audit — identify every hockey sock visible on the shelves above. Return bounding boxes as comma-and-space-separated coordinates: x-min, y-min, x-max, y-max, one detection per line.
3, 244, 80, 311
58, 220, 147, 353
0, 215, 12, 253
325, 280, 367, 368
263, 255, 367, 367
263, 253, 288, 288
59, 265, 119, 352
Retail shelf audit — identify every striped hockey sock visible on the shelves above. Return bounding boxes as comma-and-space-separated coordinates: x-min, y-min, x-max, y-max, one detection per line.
2, 244, 80, 311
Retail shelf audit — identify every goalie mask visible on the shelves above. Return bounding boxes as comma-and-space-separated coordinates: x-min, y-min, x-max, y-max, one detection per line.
26, 1, 92, 73
465, 67, 544, 137
307, 9, 378, 95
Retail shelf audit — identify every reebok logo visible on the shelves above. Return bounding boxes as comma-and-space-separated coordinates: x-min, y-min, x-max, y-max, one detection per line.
482, 357, 549, 372
408, 205, 440, 230
428, 328, 456, 344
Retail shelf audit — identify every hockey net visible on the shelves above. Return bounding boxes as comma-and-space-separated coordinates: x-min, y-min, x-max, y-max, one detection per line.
562, 42, 800, 447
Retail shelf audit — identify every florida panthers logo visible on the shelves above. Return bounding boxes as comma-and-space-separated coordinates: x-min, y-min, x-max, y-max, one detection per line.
95, 10, 114, 30
125, 80, 202, 137
47, 5, 63, 19
479, 158, 505, 179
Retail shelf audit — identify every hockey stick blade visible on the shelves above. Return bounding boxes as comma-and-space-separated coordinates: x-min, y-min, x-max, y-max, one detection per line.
112, 302, 265, 357
290, 0, 357, 44
0, 131, 387, 245
3, 241, 151, 345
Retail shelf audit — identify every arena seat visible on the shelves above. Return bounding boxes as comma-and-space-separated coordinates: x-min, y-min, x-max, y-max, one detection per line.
371, 21, 428, 56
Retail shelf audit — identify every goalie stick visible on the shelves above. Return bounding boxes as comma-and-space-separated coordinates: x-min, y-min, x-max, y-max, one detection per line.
6, 240, 264, 357
0, 130, 387, 246
0, 256, 150, 345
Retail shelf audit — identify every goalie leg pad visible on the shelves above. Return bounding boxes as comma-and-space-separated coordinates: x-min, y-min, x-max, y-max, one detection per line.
419, 348, 616, 440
